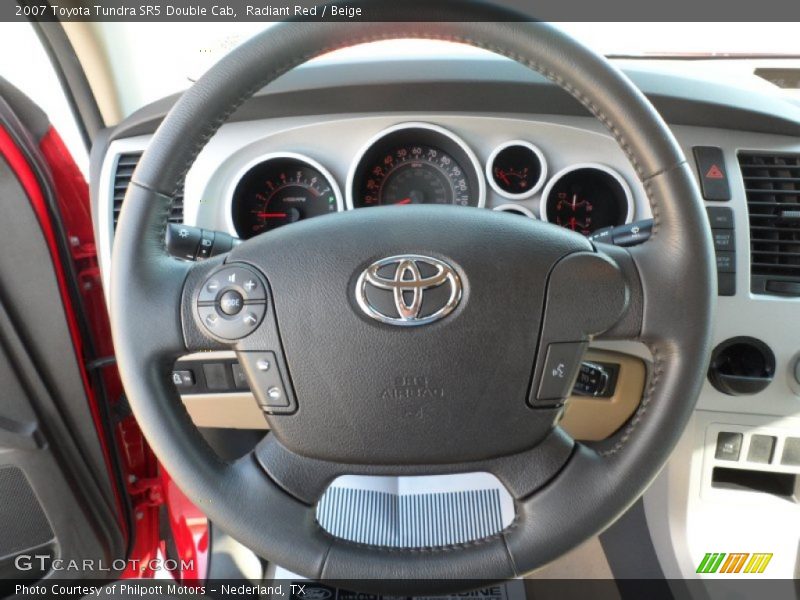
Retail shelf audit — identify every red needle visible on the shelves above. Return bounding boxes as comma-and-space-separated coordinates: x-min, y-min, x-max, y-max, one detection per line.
257, 212, 288, 218
395, 198, 412, 205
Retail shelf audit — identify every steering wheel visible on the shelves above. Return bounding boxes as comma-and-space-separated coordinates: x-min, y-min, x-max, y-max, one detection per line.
110, 6, 714, 591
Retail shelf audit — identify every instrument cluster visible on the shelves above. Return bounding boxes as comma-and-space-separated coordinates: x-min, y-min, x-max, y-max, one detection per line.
229, 122, 634, 240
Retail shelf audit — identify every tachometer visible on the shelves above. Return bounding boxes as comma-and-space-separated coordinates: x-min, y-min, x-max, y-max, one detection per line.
541, 164, 633, 235
348, 123, 485, 209
231, 154, 342, 239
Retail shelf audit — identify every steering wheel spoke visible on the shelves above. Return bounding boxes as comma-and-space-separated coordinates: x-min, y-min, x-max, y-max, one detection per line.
526, 245, 634, 410
254, 430, 574, 506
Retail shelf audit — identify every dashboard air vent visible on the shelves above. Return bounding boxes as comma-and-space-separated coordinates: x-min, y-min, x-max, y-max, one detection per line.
112, 152, 184, 230
738, 152, 800, 296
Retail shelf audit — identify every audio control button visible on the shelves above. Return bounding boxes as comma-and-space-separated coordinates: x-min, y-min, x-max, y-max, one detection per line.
198, 265, 267, 303
197, 302, 265, 340
218, 290, 244, 315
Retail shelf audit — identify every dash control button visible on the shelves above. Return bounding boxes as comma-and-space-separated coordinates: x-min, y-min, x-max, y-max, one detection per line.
172, 370, 195, 388
231, 363, 250, 390
715, 252, 736, 273
693, 146, 731, 201
203, 363, 231, 391
747, 435, 776, 464
712, 229, 734, 252
706, 207, 734, 229
781, 437, 800, 466
535, 342, 587, 404
715, 431, 742, 461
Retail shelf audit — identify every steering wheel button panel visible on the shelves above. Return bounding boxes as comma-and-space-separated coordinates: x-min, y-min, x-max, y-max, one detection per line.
535, 342, 588, 405
238, 351, 295, 413
196, 264, 269, 340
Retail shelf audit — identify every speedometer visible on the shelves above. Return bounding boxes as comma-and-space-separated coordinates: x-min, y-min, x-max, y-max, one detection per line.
348, 123, 485, 209
231, 154, 342, 239
360, 144, 470, 207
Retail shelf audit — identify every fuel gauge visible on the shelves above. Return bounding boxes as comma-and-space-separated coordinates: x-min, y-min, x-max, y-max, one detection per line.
486, 141, 547, 200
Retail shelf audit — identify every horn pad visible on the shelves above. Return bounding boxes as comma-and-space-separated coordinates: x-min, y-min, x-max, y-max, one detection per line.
230, 205, 591, 464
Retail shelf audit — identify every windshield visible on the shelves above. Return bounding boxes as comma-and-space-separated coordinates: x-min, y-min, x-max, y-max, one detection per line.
3, 20, 799, 137
85, 21, 799, 117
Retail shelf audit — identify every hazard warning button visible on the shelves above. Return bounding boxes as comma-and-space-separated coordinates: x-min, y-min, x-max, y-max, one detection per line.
693, 146, 731, 201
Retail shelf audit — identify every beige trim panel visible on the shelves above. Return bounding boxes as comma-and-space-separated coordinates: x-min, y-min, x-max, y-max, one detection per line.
182, 393, 269, 430
62, 22, 122, 125
181, 349, 645, 438
560, 349, 646, 441
526, 536, 615, 581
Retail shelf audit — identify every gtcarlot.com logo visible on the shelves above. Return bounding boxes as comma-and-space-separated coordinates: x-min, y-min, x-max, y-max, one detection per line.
696, 552, 773, 574
14, 554, 193, 573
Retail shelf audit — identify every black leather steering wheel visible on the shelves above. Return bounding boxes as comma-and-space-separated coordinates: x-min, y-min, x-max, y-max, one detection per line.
110, 6, 715, 591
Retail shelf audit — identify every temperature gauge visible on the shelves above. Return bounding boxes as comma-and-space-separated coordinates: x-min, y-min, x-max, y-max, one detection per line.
486, 141, 547, 200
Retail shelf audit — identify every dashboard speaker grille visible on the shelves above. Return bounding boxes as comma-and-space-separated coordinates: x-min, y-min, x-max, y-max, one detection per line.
112, 151, 184, 230
739, 151, 800, 295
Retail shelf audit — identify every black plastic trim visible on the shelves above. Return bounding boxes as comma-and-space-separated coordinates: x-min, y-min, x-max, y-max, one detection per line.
96, 59, 800, 151
30, 17, 105, 148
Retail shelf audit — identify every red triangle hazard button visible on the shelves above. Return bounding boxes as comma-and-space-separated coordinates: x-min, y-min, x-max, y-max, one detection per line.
706, 164, 725, 180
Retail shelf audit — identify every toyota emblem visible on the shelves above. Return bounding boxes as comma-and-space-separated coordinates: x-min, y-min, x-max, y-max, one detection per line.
355, 255, 462, 326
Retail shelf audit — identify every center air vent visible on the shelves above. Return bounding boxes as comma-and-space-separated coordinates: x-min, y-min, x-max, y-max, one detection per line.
112, 151, 184, 230
738, 152, 800, 296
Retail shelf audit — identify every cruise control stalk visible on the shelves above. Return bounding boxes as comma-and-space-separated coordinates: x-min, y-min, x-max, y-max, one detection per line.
589, 218, 653, 247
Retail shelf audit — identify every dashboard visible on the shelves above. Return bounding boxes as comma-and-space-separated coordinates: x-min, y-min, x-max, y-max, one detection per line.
92, 54, 800, 582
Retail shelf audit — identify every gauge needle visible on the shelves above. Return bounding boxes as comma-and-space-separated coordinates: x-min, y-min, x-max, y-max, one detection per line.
572, 194, 577, 210
395, 198, 412, 205
257, 212, 288, 218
